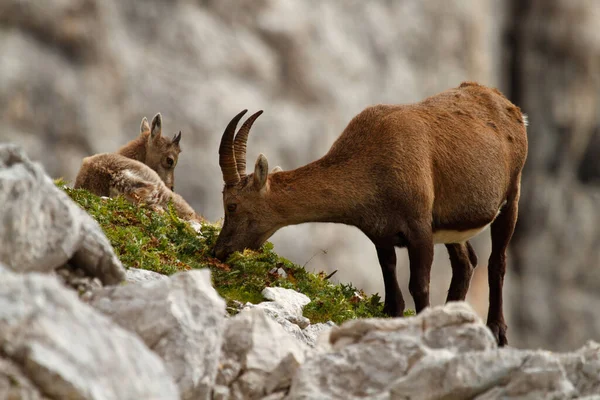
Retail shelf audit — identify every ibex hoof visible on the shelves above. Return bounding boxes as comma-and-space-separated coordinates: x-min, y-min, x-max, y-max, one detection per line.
487, 321, 508, 347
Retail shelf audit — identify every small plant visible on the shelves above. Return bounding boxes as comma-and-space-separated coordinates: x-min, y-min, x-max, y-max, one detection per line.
58, 180, 417, 324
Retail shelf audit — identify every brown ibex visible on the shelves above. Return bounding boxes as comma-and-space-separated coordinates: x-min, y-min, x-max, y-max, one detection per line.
116, 113, 182, 191
213, 82, 528, 346
74, 114, 202, 223
74, 153, 204, 223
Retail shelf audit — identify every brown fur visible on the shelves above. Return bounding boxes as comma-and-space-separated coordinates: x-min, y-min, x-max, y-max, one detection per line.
117, 114, 182, 191
214, 82, 528, 346
74, 153, 203, 223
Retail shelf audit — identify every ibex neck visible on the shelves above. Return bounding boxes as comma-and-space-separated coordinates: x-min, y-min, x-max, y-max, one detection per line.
270, 158, 364, 227
117, 135, 147, 162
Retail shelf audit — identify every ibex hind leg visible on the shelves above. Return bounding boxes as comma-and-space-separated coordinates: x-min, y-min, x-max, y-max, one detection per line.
445, 241, 478, 302
486, 190, 520, 347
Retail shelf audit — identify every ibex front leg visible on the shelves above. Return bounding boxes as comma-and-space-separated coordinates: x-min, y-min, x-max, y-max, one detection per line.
375, 246, 405, 317
407, 224, 434, 312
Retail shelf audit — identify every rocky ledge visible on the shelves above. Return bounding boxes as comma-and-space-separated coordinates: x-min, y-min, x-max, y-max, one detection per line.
1, 144, 599, 400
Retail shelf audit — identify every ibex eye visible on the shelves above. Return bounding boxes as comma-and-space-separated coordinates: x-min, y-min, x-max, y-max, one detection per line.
166, 157, 174, 167
227, 204, 237, 212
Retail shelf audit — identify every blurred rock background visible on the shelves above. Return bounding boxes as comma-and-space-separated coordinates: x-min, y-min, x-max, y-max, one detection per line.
0, 0, 597, 351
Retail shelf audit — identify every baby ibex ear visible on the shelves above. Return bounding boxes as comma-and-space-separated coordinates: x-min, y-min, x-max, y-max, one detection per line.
140, 117, 150, 134
254, 153, 269, 191
150, 113, 162, 141
172, 131, 182, 146
271, 166, 283, 174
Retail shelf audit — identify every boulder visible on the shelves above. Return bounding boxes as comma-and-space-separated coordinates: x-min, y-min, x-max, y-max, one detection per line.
215, 308, 308, 400
0, 267, 179, 399
288, 302, 600, 400
0, 144, 125, 285
91, 269, 226, 400
243, 286, 335, 348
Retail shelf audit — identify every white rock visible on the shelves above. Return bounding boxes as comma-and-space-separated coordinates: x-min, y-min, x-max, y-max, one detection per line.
125, 267, 169, 283
91, 269, 225, 400
0, 144, 125, 285
288, 302, 600, 400
0, 270, 179, 399
216, 308, 308, 399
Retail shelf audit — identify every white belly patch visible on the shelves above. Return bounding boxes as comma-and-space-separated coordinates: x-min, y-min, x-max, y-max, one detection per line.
432, 203, 505, 244
433, 224, 490, 244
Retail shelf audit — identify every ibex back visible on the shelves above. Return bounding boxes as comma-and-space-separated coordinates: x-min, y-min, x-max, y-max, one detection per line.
213, 82, 528, 346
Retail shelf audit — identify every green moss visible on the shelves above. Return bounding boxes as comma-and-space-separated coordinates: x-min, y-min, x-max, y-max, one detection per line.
58, 179, 415, 324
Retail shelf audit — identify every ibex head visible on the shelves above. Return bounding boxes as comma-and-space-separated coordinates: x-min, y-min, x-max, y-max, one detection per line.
140, 113, 182, 191
213, 110, 282, 260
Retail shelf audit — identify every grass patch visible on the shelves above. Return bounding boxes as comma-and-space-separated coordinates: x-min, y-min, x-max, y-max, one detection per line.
57, 179, 416, 324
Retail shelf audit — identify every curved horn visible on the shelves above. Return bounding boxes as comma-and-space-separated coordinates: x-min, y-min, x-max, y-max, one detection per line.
219, 110, 247, 185
234, 110, 264, 177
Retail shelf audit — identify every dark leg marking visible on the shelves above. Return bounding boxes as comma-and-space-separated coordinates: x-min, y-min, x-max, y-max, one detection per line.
376, 246, 405, 317
406, 225, 434, 313
487, 191, 520, 347
445, 241, 478, 302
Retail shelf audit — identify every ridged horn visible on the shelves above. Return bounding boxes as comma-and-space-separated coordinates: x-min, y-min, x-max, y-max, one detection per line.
219, 110, 247, 185
234, 110, 264, 177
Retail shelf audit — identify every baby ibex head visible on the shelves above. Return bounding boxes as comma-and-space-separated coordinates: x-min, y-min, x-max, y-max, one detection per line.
139, 113, 182, 191
214, 110, 282, 260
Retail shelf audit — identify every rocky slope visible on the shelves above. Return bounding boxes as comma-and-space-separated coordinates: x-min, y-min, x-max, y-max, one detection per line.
0, 0, 599, 351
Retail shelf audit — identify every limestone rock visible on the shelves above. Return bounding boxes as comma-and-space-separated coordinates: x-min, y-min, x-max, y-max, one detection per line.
288, 302, 600, 400
125, 267, 169, 283
90, 269, 226, 400
249, 287, 311, 329
243, 286, 334, 347
216, 308, 308, 400
0, 269, 179, 399
0, 144, 125, 285
0, 357, 48, 400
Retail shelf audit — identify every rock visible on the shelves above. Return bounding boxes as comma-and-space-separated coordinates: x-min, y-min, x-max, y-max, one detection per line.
0, 144, 125, 285
288, 302, 600, 400
301, 321, 336, 349
0, 357, 48, 400
55, 263, 103, 301
250, 287, 311, 329
125, 267, 169, 283
90, 269, 226, 400
216, 307, 308, 400
558, 341, 600, 397
0, 269, 179, 399
242, 287, 334, 347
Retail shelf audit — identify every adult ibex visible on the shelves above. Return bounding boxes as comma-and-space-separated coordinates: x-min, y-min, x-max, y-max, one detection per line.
214, 82, 528, 346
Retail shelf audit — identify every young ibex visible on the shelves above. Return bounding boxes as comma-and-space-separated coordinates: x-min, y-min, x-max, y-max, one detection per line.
213, 82, 528, 346
74, 153, 204, 223
117, 113, 182, 191
74, 114, 203, 223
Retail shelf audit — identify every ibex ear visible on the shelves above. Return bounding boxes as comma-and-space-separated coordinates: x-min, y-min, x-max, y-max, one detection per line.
271, 166, 283, 174
254, 153, 269, 191
150, 113, 162, 141
172, 131, 182, 146
140, 117, 150, 134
